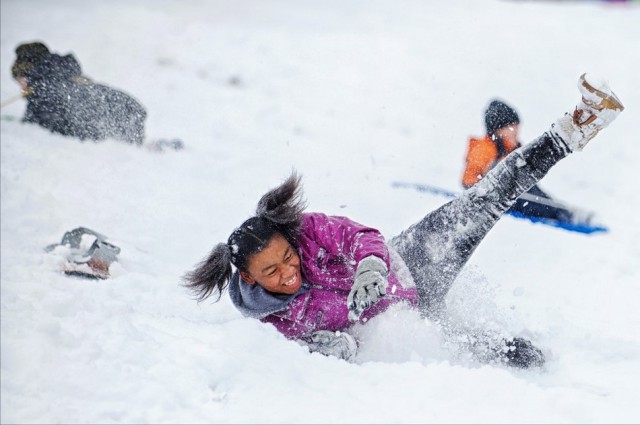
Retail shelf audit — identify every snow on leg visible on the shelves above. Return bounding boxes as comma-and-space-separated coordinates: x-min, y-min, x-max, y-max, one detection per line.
391, 131, 571, 319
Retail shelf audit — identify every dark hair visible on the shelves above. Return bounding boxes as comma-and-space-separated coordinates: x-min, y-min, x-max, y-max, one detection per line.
12, 41, 50, 79
484, 99, 520, 136
182, 172, 306, 302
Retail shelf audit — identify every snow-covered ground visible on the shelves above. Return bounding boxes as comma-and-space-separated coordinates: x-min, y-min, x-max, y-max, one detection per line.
2, 0, 639, 423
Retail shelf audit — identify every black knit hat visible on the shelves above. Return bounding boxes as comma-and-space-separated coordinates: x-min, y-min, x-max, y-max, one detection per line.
11, 41, 50, 78
485, 99, 520, 135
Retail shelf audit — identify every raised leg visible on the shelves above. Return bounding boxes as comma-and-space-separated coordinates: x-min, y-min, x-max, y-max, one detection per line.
390, 73, 624, 320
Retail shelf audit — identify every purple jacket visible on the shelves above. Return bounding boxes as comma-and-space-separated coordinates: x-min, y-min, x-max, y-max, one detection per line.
229, 212, 418, 340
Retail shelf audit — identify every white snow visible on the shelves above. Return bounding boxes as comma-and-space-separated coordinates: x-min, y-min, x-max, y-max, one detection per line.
2, 0, 640, 423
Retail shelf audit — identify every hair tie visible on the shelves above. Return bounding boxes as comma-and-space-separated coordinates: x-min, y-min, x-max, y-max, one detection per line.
214, 242, 232, 266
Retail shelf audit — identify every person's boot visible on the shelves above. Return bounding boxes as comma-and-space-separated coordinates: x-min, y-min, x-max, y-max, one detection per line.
60, 227, 108, 249
52, 228, 120, 279
451, 329, 545, 369
499, 337, 546, 369
63, 239, 119, 280
552, 73, 624, 151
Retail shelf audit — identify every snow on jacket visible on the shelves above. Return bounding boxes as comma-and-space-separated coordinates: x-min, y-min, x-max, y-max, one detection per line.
21, 52, 147, 145
229, 212, 418, 340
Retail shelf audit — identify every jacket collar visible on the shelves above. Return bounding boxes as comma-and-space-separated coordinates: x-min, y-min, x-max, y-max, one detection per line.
228, 271, 309, 319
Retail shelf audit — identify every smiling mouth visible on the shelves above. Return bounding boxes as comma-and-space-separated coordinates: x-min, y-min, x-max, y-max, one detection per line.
282, 275, 297, 287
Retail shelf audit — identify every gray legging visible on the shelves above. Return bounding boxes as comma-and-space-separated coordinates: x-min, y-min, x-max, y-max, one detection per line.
390, 130, 571, 320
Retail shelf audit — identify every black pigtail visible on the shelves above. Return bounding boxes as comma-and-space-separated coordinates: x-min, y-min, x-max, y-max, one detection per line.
182, 243, 233, 302
256, 171, 306, 229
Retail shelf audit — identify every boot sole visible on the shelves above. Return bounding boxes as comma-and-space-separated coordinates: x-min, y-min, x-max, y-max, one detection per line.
63, 262, 110, 279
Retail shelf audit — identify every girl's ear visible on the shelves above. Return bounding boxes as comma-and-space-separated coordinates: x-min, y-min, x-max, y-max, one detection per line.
240, 271, 256, 285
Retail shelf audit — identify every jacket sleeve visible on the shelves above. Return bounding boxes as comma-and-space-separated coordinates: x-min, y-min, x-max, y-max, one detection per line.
259, 288, 352, 340
261, 311, 312, 339
462, 138, 497, 188
303, 212, 390, 269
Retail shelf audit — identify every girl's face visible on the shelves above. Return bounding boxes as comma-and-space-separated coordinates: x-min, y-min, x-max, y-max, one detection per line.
240, 234, 302, 295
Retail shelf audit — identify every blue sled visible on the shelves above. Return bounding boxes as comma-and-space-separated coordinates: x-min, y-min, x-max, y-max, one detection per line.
391, 181, 608, 235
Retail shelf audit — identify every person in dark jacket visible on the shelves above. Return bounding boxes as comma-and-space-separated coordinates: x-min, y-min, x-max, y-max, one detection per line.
183, 74, 623, 367
462, 99, 588, 224
10, 41, 146, 145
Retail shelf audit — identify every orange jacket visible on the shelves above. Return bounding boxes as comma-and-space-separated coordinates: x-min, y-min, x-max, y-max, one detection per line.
462, 135, 520, 188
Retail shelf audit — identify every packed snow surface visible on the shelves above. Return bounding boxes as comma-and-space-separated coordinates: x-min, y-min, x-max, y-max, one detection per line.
1, 0, 639, 423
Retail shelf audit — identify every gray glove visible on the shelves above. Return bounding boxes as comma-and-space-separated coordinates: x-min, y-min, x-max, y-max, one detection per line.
347, 255, 388, 322
303, 330, 358, 361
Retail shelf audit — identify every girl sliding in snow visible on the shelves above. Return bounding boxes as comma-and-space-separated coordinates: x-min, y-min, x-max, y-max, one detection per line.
183, 74, 624, 368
